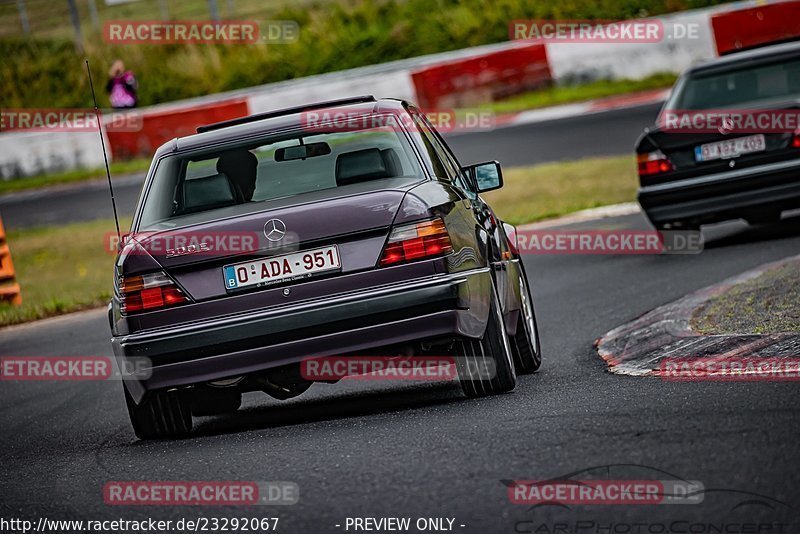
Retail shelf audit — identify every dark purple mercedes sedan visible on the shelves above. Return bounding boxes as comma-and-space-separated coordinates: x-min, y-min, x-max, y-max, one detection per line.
110, 96, 541, 439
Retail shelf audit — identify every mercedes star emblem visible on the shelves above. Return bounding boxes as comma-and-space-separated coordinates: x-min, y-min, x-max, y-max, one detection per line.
719, 117, 735, 135
264, 218, 287, 242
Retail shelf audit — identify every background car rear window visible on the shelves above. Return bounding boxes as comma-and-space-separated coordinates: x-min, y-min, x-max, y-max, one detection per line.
669, 58, 800, 109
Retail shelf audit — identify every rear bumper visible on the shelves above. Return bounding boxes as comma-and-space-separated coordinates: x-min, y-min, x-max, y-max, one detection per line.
113, 268, 491, 402
637, 157, 800, 225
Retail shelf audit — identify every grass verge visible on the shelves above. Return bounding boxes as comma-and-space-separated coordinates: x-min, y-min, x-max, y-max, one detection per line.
0, 218, 129, 327
0, 158, 151, 195
482, 155, 637, 225
0, 154, 637, 326
2, 0, 721, 109
480, 73, 676, 115
691, 259, 800, 335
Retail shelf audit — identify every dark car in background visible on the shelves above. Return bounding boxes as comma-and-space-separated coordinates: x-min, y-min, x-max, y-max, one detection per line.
636, 41, 800, 230
110, 96, 541, 439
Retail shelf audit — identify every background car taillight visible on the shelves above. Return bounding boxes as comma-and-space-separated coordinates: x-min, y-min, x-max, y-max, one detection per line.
637, 150, 674, 176
379, 218, 453, 266
119, 272, 189, 314
792, 128, 800, 148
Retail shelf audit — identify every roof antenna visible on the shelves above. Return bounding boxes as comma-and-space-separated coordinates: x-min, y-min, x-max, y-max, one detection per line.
85, 59, 122, 249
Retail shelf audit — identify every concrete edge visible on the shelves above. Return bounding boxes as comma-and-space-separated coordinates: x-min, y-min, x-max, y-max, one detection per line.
517, 202, 642, 231
595, 254, 800, 377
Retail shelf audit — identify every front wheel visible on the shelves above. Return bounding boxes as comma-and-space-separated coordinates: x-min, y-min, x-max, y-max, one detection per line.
510, 265, 541, 375
457, 283, 516, 397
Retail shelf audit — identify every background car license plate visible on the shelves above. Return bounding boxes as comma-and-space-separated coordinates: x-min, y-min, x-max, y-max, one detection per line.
694, 134, 765, 162
224, 245, 340, 290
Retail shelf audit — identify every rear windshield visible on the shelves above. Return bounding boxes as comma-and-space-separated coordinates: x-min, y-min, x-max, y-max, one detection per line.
137, 119, 423, 230
667, 57, 800, 109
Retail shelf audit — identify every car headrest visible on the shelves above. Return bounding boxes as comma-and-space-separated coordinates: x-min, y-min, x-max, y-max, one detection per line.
178, 173, 242, 214
788, 68, 800, 93
335, 148, 391, 186
380, 148, 402, 177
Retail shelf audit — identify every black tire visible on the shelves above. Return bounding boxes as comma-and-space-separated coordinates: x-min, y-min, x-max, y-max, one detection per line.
510, 265, 542, 375
123, 383, 192, 440
457, 283, 516, 397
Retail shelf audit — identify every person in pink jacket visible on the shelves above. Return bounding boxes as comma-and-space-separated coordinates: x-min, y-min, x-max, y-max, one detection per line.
105, 60, 138, 109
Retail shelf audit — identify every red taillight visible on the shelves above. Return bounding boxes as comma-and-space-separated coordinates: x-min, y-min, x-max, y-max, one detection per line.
379, 218, 453, 267
119, 272, 189, 314
792, 129, 800, 148
637, 150, 674, 177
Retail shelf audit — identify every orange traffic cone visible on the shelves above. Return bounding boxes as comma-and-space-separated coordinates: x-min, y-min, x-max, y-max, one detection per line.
0, 215, 22, 306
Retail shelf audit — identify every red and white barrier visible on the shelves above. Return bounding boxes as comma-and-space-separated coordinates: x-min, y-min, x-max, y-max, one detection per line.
546, 9, 717, 84
106, 99, 248, 159
711, 1, 800, 55
246, 70, 416, 115
1, 0, 795, 180
410, 43, 551, 110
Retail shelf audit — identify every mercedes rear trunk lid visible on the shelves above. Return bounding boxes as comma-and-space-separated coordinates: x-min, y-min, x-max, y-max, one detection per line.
127, 178, 423, 301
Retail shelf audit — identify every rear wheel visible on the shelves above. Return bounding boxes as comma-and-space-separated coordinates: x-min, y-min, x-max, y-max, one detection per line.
123, 383, 192, 440
457, 284, 516, 397
510, 266, 541, 374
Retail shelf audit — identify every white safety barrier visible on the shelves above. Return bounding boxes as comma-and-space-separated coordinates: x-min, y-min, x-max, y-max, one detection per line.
0, 130, 107, 180
0, 0, 775, 179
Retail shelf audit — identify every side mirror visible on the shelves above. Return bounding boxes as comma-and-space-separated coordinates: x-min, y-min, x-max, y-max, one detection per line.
464, 161, 503, 193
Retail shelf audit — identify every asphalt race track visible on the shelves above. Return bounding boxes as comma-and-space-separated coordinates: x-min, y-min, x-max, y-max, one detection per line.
2, 97, 799, 530
2, 211, 800, 531
0, 102, 662, 230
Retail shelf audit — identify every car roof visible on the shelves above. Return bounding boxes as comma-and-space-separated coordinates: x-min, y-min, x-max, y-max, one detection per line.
687, 40, 800, 77
158, 97, 411, 156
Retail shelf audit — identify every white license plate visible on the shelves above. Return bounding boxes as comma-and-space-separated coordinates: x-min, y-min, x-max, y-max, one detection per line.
694, 134, 765, 162
224, 245, 340, 290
